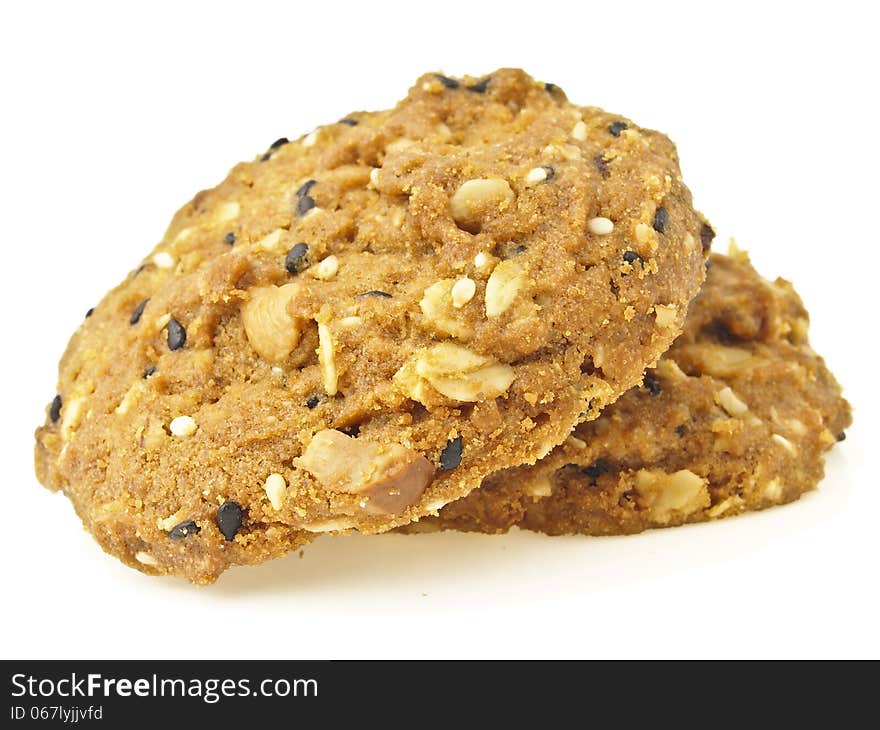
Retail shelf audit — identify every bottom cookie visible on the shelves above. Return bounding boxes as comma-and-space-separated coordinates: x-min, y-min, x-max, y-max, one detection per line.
410, 250, 851, 536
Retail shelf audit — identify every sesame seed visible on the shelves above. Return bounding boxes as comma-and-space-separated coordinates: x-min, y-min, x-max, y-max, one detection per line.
451, 277, 476, 308
167, 318, 186, 350
474, 252, 491, 269
643, 375, 661, 396
152, 251, 175, 269
85, 307, 94, 318
296, 195, 316, 217
168, 520, 200, 539
296, 179, 317, 198
264, 473, 287, 511
369, 168, 381, 187
305, 395, 320, 409
623, 250, 643, 265
608, 120, 628, 137
653, 206, 669, 234
169, 415, 197, 437
224, 232, 236, 245
772, 433, 797, 455
216, 501, 243, 541
700, 222, 716, 251
467, 77, 490, 93
129, 298, 149, 325
143, 365, 157, 379
571, 120, 588, 141
525, 167, 548, 185
338, 118, 358, 126
285, 242, 309, 274
578, 459, 610, 485
302, 130, 319, 147
587, 216, 614, 235
593, 154, 610, 178
49, 395, 62, 423
356, 289, 392, 299
135, 551, 159, 566
269, 137, 289, 149
837, 431, 847, 442
434, 74, 459, 89
439, 436, 463, 470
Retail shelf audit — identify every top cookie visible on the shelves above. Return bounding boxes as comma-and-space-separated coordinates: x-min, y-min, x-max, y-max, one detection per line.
35, 68, 706, 582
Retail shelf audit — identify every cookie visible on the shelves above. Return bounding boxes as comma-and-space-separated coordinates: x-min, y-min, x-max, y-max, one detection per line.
419, 250, 851, 535
34, 68, 706, 582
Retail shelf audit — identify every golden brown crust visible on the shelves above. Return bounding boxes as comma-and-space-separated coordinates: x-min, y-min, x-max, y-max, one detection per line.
34, 69, 706, 581
420, 251, 851, 536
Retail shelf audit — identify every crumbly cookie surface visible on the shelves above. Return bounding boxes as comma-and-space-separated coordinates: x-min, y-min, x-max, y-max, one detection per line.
421, 251, 851, 535
35, 69, 706, 582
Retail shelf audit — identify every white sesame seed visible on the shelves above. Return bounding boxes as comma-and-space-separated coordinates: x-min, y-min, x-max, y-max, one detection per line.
524, 166, 548, 185
310, 255, 339, 280
474, 252, 491, 270
369, 168, 381, 187
571, 120, 588, 141
587, 217, 614, 235
302, 129, 319, 147
169, 415, 197, 438
264, 473, 287, 511
215, 201, 240, 223
717, 387, 749, 416
451, 277, 476, 308
772, 433, 797, 455
152, 251, 175, 269
135, 551, 159, 566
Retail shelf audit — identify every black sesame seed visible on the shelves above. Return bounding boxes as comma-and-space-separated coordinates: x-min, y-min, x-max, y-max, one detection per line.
224, 232, 236, 245
216, 502, 243, 541
305, 395, 320, 409
700, 222, 716, 252
49, 395, 62, 423
356, 290, 392, 299
168, 520, 200, 539
130, 298, 149, 325
167, 318, 186, 351
143, 365, 158, 379
608, 120, 628, 137
338, 118, 358, 126
285, 242, 310, 274
439, 436, 463, 470
467, 78, 490, 93
837, 431, 847, 442
580, 459, 610, 485
85, 307, 95, 318
643, 375, 661, 396
260, 152, 272, 162
622, 251, 643, 266
545, 82, 558, 92
296, 179, 317, 198
542, 165, 556, 181
593, 154, 610, 178
434, 74, 459, 89
341, 423, 361, 438
653, 206, 669, 234
269, 137, 289, 150
675, 424, 687, 436
296, 195, 315, 217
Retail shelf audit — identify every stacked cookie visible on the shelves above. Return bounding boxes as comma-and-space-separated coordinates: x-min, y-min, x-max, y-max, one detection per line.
34, 69, 849, 583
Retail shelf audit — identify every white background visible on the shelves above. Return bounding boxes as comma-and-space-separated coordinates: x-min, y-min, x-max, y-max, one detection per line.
1, 1, 876, 659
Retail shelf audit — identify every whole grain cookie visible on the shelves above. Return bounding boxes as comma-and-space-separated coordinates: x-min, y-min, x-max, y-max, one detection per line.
35, 69, 706, 582
419, 250, 851, 535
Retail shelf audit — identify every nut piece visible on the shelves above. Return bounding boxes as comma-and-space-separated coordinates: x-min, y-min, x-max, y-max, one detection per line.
571, 120, 588, 141
394, 342, 515, 404
450, 178, 515, 231
135, 551, 159, 566
653, 304, 678, 328
634, 468, 710, 524
297, 429, 434, 516
679, 344, 756, 378
169, 415, 197, 438
264, 473, 287, 511
419, 279, 473, 339
241, 283, 303, 364
485, 259, 527, 317
317, 323, 338, 396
